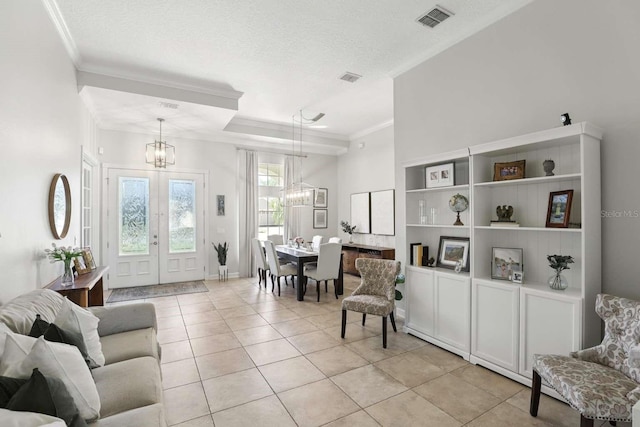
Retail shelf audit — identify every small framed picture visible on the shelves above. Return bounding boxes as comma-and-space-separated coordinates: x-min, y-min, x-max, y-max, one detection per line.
546, 189, 574, 228
73, 255, 91, 275
492, 247, 523, 280
426, 163, 455, 188
314, 188, 328, 208
82, 247, 96, 270
436, 236, 470, 271
313, 209, 328, 229
217, 195, 225, 216
512, 271, 524, 284
493, 160, 526, 181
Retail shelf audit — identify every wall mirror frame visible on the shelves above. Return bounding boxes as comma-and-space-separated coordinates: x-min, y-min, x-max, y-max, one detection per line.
48, 173, 71, 239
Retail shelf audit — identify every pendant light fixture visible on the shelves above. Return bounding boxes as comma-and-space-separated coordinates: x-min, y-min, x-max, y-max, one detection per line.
282, 110, 324, 207
146, 118, 175, 168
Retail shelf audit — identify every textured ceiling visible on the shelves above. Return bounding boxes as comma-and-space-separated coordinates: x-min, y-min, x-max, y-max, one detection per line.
50, 0, 532, 154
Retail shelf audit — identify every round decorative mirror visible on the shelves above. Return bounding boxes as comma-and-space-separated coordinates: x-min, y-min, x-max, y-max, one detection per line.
48, 174, 71, 239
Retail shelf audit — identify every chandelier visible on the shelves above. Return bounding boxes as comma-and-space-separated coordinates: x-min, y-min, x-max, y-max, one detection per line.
146, 118, 175, 168
282, 110, 324, 207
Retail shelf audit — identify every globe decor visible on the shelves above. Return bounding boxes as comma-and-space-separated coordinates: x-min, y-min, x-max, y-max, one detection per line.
449, 193, 469, 226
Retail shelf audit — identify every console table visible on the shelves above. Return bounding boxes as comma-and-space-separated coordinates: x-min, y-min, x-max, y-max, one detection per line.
341, 243, 395, 276
46, 266, 108, 308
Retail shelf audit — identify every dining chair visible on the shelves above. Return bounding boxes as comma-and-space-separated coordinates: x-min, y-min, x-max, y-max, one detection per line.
328, 237, 342, 244
303, 242, 341, 302
341, 258, 400, 348
311, 235, 324, 251
251, 238, 269, 288
267, 234, 284, 246
264, 240, 296, 296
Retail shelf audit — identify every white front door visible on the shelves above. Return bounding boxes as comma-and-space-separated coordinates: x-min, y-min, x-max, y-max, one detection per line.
107, 168, 206, 288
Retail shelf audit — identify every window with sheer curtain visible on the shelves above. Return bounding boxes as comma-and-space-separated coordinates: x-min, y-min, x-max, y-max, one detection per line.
258, 162, 284, 241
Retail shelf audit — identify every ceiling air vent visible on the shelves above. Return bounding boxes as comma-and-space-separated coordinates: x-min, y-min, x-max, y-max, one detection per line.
417, 6, 453, 28
339, 72, 362, 83
158, 101, 179, 109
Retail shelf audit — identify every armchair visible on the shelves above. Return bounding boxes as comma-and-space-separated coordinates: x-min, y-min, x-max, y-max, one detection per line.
530, 293, 640, 426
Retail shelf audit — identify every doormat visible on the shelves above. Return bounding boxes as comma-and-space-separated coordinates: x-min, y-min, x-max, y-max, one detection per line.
106, 281, 209, 303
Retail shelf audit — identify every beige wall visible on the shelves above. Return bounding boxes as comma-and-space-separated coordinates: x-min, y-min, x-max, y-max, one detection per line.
0, 0, 97, 302
394, 0, 640, 299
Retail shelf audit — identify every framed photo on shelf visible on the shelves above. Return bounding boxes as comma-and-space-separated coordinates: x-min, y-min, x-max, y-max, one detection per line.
426, 163, 455, 188
82, 247, 97, 270
73, 255, 91, 275
493, 160, 526, 181
313, 209, 328, 229
436, 236, 470, 271
491, 247, 523, 281
314, 188, 328, 208
512, 271, 524, 284
546, 189, 574, 228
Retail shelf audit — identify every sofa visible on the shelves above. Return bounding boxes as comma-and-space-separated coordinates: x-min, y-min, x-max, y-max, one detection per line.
0, 289, 166, 426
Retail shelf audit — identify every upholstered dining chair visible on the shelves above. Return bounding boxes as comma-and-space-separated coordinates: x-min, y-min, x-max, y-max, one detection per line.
312, 235, 324, 251
530, 294, 640, 427
303, 242, 341, 302
341, 258, 400, 348
328, 237, 342, 244
264, 240, 296, 296
251, 238, 269, 288
267, 234, 284, 245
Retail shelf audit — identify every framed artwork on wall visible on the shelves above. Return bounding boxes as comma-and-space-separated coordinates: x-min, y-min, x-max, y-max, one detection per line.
217, 195, 225, 216
313, 209, 327, 229
314, 188, 328, 208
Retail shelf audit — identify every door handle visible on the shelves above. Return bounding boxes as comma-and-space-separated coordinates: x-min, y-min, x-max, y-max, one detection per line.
151, 242, 158, 245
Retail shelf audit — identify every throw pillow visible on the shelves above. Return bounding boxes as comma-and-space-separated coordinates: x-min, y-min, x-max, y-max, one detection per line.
3, 336, 101, 421
28, 314, 97, 368
7, 368, 86, 427
0, 376, 27, 408
0, 333, 36, 376
0, 408, 66, 427
55, 298, 104, 367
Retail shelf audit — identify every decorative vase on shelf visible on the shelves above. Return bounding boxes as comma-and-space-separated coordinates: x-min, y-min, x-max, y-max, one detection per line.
62, 258, 74, 286
548, 272, 568, 290
348, 234, 353, 243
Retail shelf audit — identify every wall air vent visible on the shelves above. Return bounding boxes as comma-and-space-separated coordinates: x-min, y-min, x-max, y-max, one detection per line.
158, 101, 179, 109
339, 72, 362, 83
417, 6, 453, 28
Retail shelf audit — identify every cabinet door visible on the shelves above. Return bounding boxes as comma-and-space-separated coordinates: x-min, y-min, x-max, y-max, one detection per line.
472, 279, 519, 372
434, 273, 470, 352
406, 268, 435, 336
519, 289, 581, 378
342, 249, 358, 275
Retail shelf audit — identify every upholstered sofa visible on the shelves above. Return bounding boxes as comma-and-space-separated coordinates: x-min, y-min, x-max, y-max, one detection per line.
0, 289, 166, 426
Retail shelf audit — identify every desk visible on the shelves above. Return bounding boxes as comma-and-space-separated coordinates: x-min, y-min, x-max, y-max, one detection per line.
46, 266, 108, 308
275, 246, 343, 301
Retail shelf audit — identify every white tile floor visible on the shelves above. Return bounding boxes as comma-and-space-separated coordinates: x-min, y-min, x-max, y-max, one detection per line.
106, 275, 629, 427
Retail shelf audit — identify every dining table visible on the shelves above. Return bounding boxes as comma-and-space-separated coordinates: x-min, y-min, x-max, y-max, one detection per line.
275, 245, 344, 301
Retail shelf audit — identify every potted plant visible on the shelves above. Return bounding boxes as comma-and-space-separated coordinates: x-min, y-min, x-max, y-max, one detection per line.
213, 242, 229, 281
340, 221, 356, 243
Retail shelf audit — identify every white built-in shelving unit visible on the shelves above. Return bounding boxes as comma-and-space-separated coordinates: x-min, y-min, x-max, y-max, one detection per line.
402, 122, 602, 394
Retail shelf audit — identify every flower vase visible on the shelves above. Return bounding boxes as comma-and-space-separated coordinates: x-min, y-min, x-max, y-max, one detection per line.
548, 271, 568, 290
62, 258, 74, 286
348, 234, 353, 243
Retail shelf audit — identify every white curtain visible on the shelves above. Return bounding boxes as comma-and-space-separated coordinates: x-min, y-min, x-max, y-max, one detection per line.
283, 155, 300, 240
238, 150, 258, 277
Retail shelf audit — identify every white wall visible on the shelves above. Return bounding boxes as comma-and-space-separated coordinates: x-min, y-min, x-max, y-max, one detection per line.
0, 0, 97, 303
337, 125, 396, 247
98, 129, 338, 278
394, 0, 640, 299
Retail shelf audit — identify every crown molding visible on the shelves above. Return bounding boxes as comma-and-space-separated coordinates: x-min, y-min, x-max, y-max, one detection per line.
42, 0, 81, 67
349, 119, 394, 141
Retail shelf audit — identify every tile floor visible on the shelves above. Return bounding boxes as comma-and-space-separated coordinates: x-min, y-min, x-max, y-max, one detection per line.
106, 275, 628, 427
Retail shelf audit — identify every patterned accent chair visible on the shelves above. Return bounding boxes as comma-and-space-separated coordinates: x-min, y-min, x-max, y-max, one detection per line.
341, 258, 400, 348
530, 294, 640, 427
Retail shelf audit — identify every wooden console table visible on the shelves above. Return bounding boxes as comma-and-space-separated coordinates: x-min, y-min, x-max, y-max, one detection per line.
341, 243, 395, 276
46, 266, 108, 308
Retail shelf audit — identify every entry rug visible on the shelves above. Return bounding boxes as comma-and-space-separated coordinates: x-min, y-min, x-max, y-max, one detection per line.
106, 280, 208, 303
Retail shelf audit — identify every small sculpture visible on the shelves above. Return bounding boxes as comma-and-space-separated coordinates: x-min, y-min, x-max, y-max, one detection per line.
543, 159, 555, 176
496, 205, 514, 222
426, 257, 435, 267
